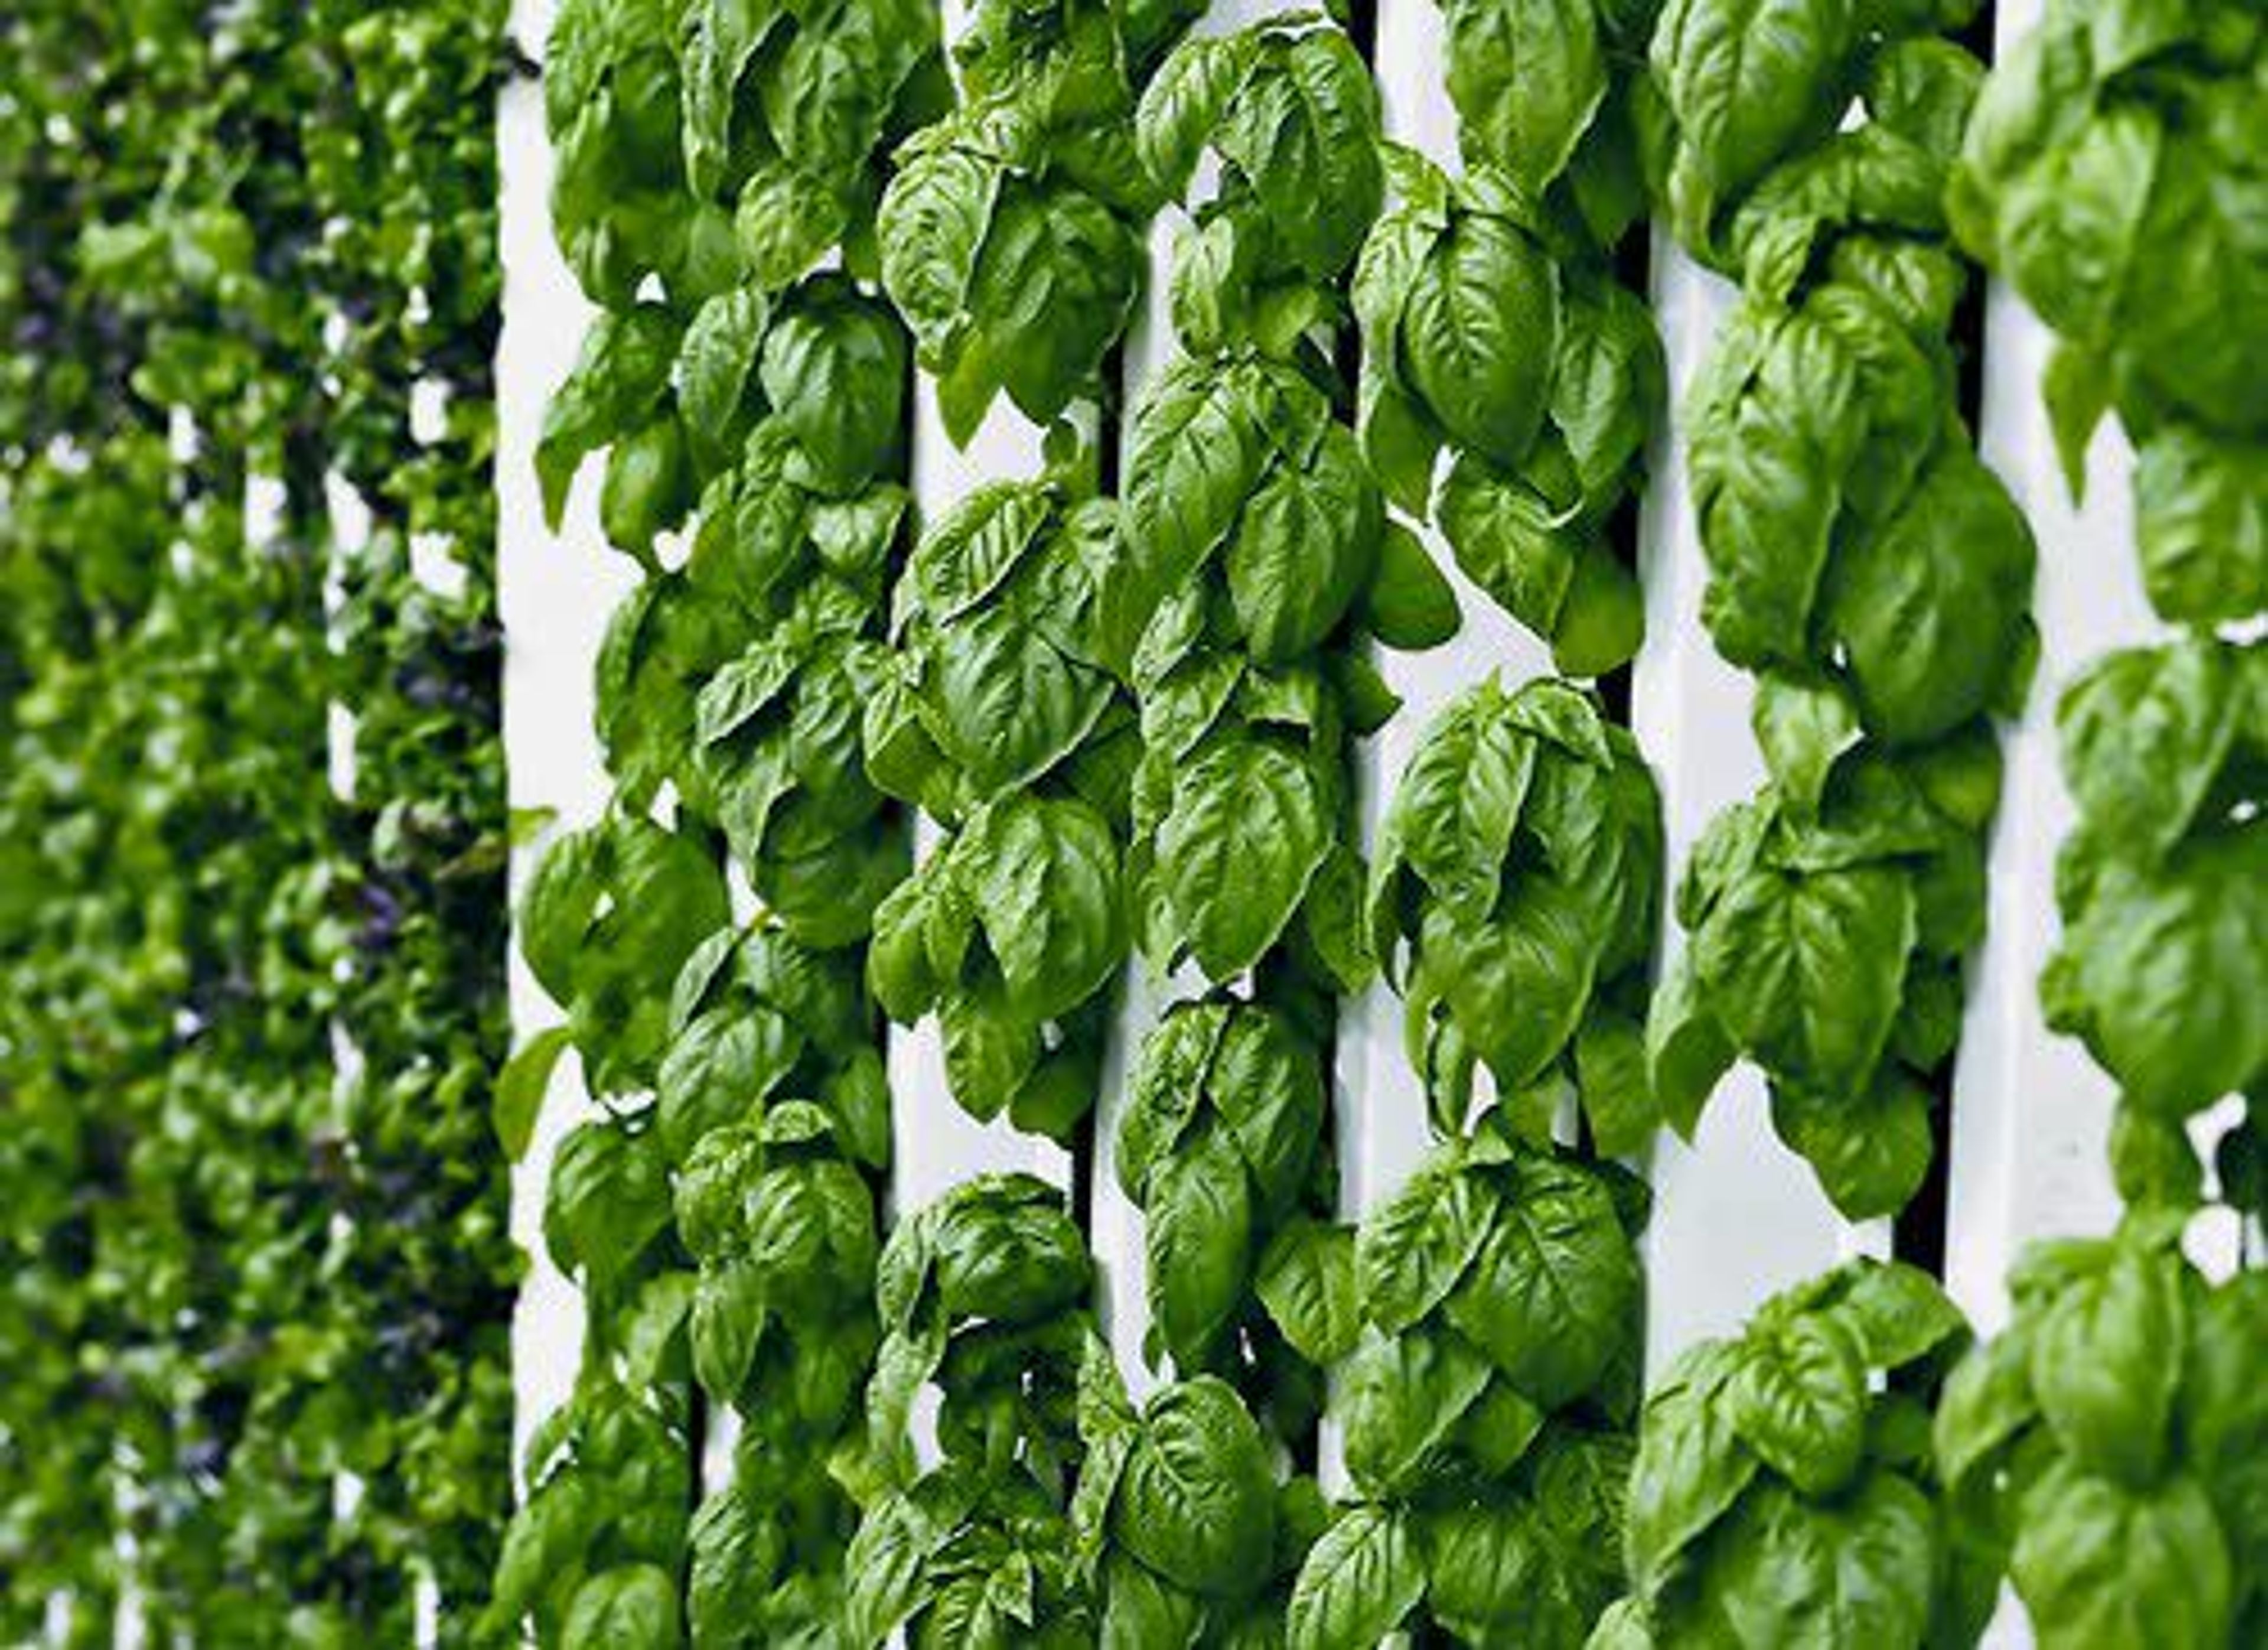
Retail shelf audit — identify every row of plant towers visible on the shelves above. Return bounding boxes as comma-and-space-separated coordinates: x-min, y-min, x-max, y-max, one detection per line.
1, 0, 518, 1640
0, 0, 2256, 1644
508, 0, 2266, 1645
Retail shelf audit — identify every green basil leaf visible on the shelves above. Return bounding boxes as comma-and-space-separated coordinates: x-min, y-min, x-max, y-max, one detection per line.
495, 1026, 576, 1163
1113, 1378, 1278, 1599
970, 184, 1142, 427
1145, 1122, 1255, 1371
1342, 1329, 1506, 1497
2010, 1459, 2232, 1650
1137, 32, 1257, 197
2133, 424, 2268, 627
1224, 421, 1383, 663
1692, 860, 1916, 1099
562, 1563, 683, 1649
1722, 1312, 1869, 1497
1705, 1474, 1935, 1649
880, 144, 1001, 362
677, 287, 773, 479
1825, 448, 2036, 747
1442, 1153, 1641, 1407
1403, 212, 1560, 470
759, 282, 908, 492
1362, 518, 1461, 651
1768, 1069, 1936, 1222
539, 305, 681, 529
1153, 736, 1331, 980
2057, 637, 2241, 863
1256, 1220, 1360, 1367
2027, 1238, 2185, 1488
957, 793, 1125, 1023
1287, 1505, 1425, 1650
1444, 0, 1608, 194
1626, 1353, 1762, 1597
1654, 0, 1859, 226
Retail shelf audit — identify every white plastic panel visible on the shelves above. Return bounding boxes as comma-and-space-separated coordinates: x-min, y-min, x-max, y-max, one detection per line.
1339, 0, 1567, 1231
1628, 247, 1886, 1374
322, 471, 372, 803
1089, 962, 1181, 1401
1944, 276, 2139, 1335
1085, 170, 1178, 1403
888, 385, 1074, 1223
497, 5, 641, 1479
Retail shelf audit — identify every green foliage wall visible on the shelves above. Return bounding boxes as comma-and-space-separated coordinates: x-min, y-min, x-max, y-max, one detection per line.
0, 1, 514, 1640
503, 4, 1679, 1646
3, 0, 2260, 1646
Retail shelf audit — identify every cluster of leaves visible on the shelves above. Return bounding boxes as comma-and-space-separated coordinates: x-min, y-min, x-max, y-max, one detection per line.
1110, 349, 1439, 987
1931, 14, 2266, 1650
512, 883, 897, 1649
1262, 27, 1676, 1644
1642, 0, 2036, 1215
553, 0, 943, 310
865, 479, 1135, 1136
1072, 1335, 1324, 1643
520, 816, 732, 1109
1949, 0, 2264, 624
881, 0, 1204, 440
1286, 1122, 1648, 1649
513, 920, 889, 1617
1115, 1000, 1334, 1428
306, 0, 521, 1612
1, 0, 514, 1640
1371, 676, 1663, 1145
502, 0, 946, 1641
503, 821, 725, 1639
843, 1176, 1098, 1645
1103, 15, 1461, 991
0, 468, 350, 1643
1136, 17, 1383, 356
669, 936, 889, 1645
0, 451, 154, 1640
1608, 1259, 1982, 1649
1946, 2, 2268, 1230
1358, 0, 1667, 675
850, 1180, 1314, 1650
1933, 1216, 2267, 1649
539, 275, 917, 946
2041, 636, 2268, 1223
1435, 0, 1659, 231
1095, 14, 1451, 1439
486, 1381, 693, 1645
1647, 727, 2007, 1220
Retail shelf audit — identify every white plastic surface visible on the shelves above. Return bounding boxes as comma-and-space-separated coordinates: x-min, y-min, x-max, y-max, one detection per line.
1629, 246, 1888, 1374
1084, 187, 1177, 1404
497, 27, 640, 1483
1945, 274, 2142, 1336
887, 389, 1075, 1225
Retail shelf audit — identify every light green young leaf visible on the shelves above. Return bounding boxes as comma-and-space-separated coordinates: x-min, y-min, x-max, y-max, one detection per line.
2010, 1460, 2231, 1650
